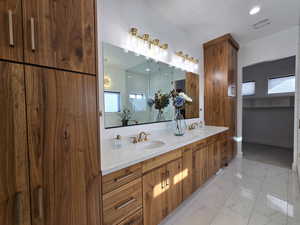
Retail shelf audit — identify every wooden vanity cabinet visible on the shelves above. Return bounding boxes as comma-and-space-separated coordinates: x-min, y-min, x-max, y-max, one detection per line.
143, 158, 182, 225
0, 0, 24, 62
22, 0, 96, 74
182, 146, 193, 200
204, 34, 239, 163
25, 66, 101, 225
0, 61, 31, 225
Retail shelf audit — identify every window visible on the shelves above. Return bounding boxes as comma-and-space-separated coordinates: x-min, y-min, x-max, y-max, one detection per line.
242, 81, 256, 96
268, 76, 295, 94
104, 91, 120, 112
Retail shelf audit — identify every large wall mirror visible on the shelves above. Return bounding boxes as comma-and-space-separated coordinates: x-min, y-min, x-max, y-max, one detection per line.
103, 42, 199, 128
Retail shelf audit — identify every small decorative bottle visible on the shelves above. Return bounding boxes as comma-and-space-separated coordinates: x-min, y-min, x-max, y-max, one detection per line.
113, 135, 122, 148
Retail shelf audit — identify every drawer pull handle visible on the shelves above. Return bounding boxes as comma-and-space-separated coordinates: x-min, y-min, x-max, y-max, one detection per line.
30, 17, 36, 51
35, 187, 43, 220
124, 218, 139, 225
115, 197, 136, 210
114, 172, 134, 183
8, 10, 14, 47
14, 192, 22, 225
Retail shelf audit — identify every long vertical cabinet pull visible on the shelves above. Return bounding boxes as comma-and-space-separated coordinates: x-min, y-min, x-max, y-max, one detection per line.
165, 171, 170, 187
30, 18, 36, 51
8, 10, 14, 47
35, 187, 44, 221
161, 172, 165, 189
14, 192, 22, 225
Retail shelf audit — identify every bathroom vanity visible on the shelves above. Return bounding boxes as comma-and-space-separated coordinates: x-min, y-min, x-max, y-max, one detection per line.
101, 126, 234, 225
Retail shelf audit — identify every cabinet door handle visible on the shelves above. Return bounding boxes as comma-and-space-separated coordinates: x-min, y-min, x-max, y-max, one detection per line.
14, 192, 22, 225
115, 197, 136, 210
161, 172, 165, 189
114, 172, 134, 183
35, 187, 43, 220
8, 10, 14, 47
166, 170, 170, 186
30, 17, 36, 51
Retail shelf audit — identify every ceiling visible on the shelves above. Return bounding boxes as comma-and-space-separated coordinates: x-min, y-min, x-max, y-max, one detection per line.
144, 0, 300, 47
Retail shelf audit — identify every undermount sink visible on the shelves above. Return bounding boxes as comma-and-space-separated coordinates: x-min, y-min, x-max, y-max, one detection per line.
139, 140, 166, 150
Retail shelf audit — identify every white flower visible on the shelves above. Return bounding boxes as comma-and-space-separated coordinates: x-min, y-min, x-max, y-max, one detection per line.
179, 92, 192, 102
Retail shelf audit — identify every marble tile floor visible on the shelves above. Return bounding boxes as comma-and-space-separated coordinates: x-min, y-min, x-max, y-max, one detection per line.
160, 157, 300, 225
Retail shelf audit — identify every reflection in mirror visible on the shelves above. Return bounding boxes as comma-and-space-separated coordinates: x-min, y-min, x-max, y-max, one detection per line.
103, 42, 199, 128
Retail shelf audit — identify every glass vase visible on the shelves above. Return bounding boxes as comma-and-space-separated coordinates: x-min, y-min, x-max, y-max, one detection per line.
156, 109, 165, 121
174, 108, 186, 136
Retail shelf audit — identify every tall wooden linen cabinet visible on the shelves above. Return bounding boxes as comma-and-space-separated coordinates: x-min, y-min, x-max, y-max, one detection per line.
0, 1, 102, 225
203, 34, 239, 164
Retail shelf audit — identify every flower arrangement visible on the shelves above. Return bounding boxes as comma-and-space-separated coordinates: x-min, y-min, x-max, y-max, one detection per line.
154, 90, 170, 111
118, 108, 133, 126
170, 89, 192, 136
170, 89, 193, 109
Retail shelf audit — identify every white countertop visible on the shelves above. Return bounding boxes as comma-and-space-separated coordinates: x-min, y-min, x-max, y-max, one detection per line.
101, 126, 229, 175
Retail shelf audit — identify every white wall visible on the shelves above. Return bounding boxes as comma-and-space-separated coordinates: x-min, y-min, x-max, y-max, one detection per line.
98, 0, 204, 140
237, 26, 300, 165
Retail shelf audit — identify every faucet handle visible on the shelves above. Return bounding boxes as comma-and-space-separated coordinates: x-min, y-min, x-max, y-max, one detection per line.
144, 133, 151, 141
130, 136, 138, 144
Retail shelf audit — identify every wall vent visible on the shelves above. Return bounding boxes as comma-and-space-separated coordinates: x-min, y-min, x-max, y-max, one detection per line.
252, 19, 271, 30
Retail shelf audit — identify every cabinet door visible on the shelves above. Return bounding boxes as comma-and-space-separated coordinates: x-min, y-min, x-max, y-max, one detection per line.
23, 0, 96, 74
207, 143, 215, 178
143, 166, 167, 225
0, 62, 31, 225
193, 146, 208, 190
0, 0, 24, 61
165, 159, 183, 214
182, 148, 193, 200
25, 66, 101, 225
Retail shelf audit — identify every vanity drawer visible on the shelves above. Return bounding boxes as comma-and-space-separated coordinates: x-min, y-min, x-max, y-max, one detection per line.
193, 139, 207, 150
103, 178, 142, 225
103, 163, 142, 194
142, 149, 182, 173
118, 209, 143, 225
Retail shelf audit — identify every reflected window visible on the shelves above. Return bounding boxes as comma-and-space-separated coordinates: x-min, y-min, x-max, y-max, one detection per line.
242, 81, 256, 96
129, 93, 146, 111
104, 91, 120, 112
268, 75, 295, 94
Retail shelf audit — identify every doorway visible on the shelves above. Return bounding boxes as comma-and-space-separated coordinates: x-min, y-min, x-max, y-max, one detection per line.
242, 56, 296, 168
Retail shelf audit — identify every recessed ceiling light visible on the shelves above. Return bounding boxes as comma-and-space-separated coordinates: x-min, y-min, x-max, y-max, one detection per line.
146, 68, 151, 72
249, 6, 260, 15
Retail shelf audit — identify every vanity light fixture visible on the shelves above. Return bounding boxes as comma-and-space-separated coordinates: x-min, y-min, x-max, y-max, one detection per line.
172, 51, 199, 72
127, 27, 169, 61
249, 5, 260, 15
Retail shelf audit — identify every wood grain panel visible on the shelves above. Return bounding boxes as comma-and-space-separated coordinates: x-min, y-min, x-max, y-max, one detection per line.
182, 147, 193, 200
165, 159, 183, 214
193, 146, 208, 190
23, 0, 96, 74
185, 72, 199, 119
102, 164, 142, 195
142, 149, 182, 173
0, 62, 31, 225
103, 179, 142, 225
0, 0, 24, 61
117, 209, 143, 225
143, 166, 167, 225
25, 66, 101, 225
